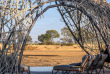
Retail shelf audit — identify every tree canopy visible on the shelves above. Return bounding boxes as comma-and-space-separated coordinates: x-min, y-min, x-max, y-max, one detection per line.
46, 30, 60, 41
38, 34, 51, 43
38, 30, 60, 44
61, 27, 73, 43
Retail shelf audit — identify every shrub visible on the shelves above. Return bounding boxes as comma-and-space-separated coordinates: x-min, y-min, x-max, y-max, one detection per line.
61, 43, 74, 46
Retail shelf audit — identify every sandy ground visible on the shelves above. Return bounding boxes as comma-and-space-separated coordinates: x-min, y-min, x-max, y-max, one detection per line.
21, 45, 86, 66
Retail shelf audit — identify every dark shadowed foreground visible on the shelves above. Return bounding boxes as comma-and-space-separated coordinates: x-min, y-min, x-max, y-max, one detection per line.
23, 67, 110, 74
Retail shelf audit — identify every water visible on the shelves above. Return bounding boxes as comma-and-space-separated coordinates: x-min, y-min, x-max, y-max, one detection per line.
30, 67, 53, 72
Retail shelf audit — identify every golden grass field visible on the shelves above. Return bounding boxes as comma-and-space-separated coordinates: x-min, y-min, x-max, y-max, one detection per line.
21, 45, 87, 67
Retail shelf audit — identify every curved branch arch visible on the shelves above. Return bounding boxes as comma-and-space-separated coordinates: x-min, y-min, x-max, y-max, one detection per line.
0, 0, 110, 73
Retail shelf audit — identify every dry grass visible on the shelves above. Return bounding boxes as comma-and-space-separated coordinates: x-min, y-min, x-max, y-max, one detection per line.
21, 45, 86, 66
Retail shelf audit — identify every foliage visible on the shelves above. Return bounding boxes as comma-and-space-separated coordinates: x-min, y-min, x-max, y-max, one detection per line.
46, 30, 60, 41
61, 43, 74, 46
38, 30, 60, 44
61, 27, 73, 43
74, 25, 97, 43
60, 26, 96, 44
38, 34, 51, 43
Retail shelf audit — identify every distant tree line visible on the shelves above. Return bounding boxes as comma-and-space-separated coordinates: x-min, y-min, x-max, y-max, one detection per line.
27, 26, 95, 46
27, 27, 77, 46
37, 28, 75, 46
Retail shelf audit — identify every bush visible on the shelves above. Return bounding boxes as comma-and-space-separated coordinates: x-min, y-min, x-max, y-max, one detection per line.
38, 41, 55, 45
55, 43, 61, 45
61, 43, 74, 46
46, 41, 55, 45
65, 43, 74, 46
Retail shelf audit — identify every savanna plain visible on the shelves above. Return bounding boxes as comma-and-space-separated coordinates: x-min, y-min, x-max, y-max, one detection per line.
21, 44, 86, 66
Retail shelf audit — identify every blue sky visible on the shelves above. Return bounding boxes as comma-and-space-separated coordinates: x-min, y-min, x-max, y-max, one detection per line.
30, 0, 110, 42
30, 7, 65, 42
107, 0, 110, 3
